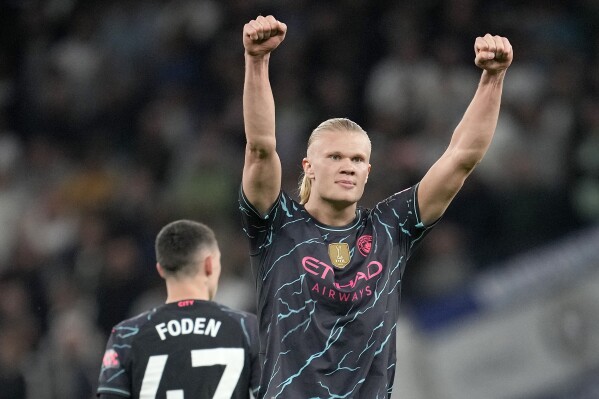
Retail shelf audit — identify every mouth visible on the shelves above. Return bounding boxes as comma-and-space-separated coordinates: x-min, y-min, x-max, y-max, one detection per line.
336, 180, 356, 188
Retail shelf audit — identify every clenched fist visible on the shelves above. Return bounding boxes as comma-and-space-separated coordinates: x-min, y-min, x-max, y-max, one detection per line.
474, 34, 513, 74
243, 15, 287, 57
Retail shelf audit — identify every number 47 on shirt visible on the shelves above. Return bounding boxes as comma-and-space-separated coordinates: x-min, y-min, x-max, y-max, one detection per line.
140, 348, 245, 399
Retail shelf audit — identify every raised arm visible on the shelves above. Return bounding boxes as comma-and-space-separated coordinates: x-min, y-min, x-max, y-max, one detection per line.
242, 15, 287, 216
418, 34, 513, 225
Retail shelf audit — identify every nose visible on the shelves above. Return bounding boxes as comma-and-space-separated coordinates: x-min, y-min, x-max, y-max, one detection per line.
340, 159, 356, 175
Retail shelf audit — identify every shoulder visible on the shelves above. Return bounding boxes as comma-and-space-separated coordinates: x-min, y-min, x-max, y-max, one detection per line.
372, 185, 418, 210
212, 303, 258, 332
110, 306, 161, 333
211, 303, 259, 345
264, 190, 300, 216
240, 188, 297, 219
213, 302, 257, 322
242, 189, 304, 223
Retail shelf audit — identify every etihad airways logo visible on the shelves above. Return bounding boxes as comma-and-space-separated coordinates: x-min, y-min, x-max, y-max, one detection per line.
302, 256, 383, 302
302, 256, 383, 289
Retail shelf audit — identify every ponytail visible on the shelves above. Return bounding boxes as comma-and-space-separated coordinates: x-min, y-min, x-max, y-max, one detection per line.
298, 173, 311, 205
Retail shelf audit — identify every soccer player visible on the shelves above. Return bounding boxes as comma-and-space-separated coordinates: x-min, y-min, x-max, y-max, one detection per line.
239, 15, 513, 398
96, 220, 260, 399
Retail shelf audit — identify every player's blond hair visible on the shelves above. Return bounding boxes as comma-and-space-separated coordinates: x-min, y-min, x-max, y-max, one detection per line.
298, 118, 370, 205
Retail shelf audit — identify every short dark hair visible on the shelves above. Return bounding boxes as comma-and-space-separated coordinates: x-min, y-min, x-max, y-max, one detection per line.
155, 220, 217, 275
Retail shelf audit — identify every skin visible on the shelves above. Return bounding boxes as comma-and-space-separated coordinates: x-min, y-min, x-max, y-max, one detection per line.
417, 35, 513, 225
302, 130, 371, 225
242, 15, 513, 227
242, 16, 286, 216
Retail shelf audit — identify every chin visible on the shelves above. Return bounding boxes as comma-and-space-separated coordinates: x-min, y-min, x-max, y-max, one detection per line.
327, 196, 358, 208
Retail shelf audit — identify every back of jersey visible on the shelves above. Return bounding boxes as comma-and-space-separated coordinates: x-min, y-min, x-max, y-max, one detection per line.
97, 300, 259, 399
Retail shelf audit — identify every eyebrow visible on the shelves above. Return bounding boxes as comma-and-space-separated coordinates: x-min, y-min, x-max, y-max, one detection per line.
326, 150, 367, 158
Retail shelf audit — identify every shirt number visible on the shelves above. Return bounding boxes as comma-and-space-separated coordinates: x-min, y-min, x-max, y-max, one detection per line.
140, 348, 245, 398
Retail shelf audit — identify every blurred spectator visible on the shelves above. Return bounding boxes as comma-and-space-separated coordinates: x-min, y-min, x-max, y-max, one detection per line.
0, 129, 27, 268
404, 222, 476, 301
572, 97, 599, 223
94, 233, 152, 335
0, 272, 40, 399
27, 306, 104, 399
18, 184, 80, 260
0, 322, 30, 399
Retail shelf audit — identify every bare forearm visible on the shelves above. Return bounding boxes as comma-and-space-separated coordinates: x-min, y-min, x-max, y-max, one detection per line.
418, 34, 512, 225
242, 54, 281, 214
449, 69, 505, 169
241, 15, 286, 213
243, 54, 276, 153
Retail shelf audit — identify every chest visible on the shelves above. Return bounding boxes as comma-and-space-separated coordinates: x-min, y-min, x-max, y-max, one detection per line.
263, 223, 399, 308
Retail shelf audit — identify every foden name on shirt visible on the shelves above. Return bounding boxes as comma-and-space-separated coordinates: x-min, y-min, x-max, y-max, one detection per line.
155, 317, 222, 340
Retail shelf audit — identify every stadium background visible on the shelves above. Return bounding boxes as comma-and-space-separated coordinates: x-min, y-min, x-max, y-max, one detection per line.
0, 1, 597, 398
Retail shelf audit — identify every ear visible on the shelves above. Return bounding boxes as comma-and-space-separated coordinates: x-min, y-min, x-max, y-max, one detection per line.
302, 157, 314, 178
366, 164, 371, 182
204, 255, 213, 276
156, 263, 166, 278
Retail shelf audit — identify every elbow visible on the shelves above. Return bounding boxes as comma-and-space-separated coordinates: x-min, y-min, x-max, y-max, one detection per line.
452, 148, 483, 173
246, 138, 277, 160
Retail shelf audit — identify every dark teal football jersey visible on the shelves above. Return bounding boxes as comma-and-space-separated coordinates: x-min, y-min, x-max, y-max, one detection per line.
239, 184, 433, 399
97, 300, 260, 398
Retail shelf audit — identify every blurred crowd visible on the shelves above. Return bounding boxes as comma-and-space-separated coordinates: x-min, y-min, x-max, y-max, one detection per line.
0, 1, 597, 398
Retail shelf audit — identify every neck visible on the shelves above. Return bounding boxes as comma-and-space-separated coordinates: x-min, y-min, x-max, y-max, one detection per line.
304, 200, 357, 226
164, 278, 210, 304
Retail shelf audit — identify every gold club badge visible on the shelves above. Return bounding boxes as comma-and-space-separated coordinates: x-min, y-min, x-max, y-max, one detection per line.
328, 243, 351, 268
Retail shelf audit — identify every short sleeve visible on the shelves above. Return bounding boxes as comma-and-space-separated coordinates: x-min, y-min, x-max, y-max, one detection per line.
373, 184, 437, 259
238, 185, 282, 256
96, 326, 132, 398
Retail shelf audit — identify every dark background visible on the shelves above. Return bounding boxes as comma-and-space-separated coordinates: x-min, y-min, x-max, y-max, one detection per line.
0, 1, 597, 398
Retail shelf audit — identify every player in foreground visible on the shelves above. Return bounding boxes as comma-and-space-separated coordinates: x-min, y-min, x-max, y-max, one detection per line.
96, 220, 260, 398
239, 14, 513, 399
